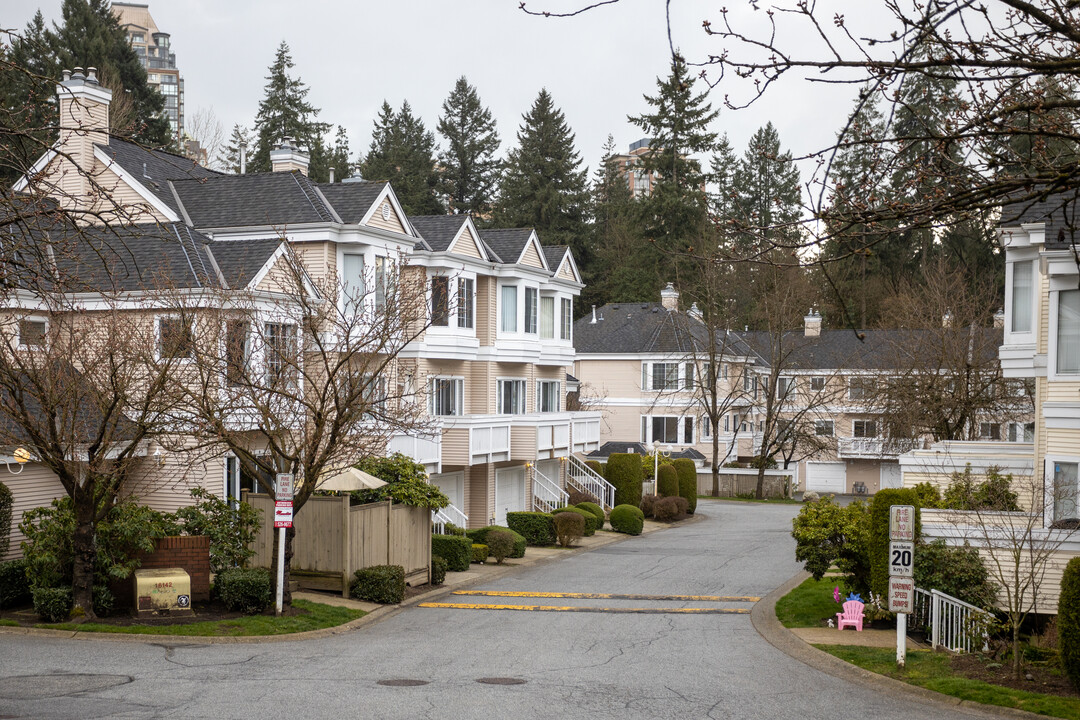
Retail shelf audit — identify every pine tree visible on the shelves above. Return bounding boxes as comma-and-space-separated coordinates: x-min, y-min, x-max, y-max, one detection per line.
733, 122, 802, 252
358, 101, 442, 215
0, 11, 58, 186
436, 77, 501, 215
495, 89, 589, 254
49, 0, 172, 147
250, 41, 327, 176
218, 124, 253, 175
627, 57, 720, 293
709, 134, 740, 236
327, 125, 351, 182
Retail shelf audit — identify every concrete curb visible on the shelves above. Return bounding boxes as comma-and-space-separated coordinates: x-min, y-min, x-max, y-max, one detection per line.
0, 511, 695, 646
751, 572, 1053, 720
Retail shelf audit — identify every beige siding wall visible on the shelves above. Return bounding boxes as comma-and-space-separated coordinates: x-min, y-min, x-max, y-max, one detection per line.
511, 426, 536, 461
557, 259, 575, 281
466, 464, 492, 528
3, 464, 67, 561
469, 361, 496, 414
123, 450, 223, 515
450, 227, 483, 259
475, 275, 497, 346
366, 200, 407, 234
442, 428, 470, 467
520, 242, 544, 269
295, 242, 336, 286
255, 253, 291, 293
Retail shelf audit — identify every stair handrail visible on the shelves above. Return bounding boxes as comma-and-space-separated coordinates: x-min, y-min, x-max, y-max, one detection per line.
909, 585, 990, 653
532, 465, 569, 513
432, 502, 468, 535
567, 455, 616, 510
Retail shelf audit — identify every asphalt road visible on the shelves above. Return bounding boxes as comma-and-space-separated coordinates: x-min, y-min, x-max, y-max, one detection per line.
0, 501, 1001, 720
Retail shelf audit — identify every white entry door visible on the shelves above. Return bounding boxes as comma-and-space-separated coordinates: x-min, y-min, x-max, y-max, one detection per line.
495, 467, 526, 526
430, 471, 465, 511
805, 461, 847, 494
879, 462, 903, 490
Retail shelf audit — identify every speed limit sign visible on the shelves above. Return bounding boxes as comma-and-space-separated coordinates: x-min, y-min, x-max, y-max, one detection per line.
889, 541, 914, 577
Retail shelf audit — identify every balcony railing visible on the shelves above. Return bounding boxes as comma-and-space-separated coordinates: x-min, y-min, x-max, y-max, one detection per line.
387, 430, 442, 473
838, 437, 918, 458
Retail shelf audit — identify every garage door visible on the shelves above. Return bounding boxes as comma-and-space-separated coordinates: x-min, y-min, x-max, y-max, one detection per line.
495, 467, 526, 526
805, 461, 847, 494
879, 462, 903, 490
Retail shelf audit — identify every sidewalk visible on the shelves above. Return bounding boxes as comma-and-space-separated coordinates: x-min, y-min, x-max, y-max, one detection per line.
790, 626, 926, 650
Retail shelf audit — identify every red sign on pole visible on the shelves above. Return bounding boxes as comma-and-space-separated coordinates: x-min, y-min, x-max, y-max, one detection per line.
274, 501, 293, 528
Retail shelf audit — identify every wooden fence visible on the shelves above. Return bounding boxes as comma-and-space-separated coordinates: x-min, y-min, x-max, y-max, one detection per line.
246, 493, 431, 596
696, 469, 792, 498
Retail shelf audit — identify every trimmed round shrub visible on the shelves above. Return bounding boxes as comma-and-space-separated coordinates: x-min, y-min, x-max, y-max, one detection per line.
610, 504, 644, 535
654, 496, 681, 521
471, 543, 489, 564
553, 511, 585, 547
431, 533, 472, 572
32, 586, 73, 622
506, 512, 556, 546
216, 567, 273, 614
551, 506, 596, 536
487, 530, 515, 564
351, 564, 405, 604
657, 464, 679, 497
568, 489, 598, 506
0, 558, 30, 609
605, 453, 643, 507
640, 494, 656, 518
1060, 557, 1080, 692
672, 458, 698, 514
466, 526, 526, 558
577, 501, 605, 529
431, 556, 448, 586
585, 460, 603, 475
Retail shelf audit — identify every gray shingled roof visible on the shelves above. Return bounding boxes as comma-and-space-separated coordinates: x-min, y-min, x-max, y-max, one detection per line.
542, 245, 570, 274
573, 303, 753, 357
480, 228, 535, 266
95, 138, 219, 215
316, 181, 386, 224
171, 172, 336, 228
210, 238, 284, 289
409, 215, 468, 252
1001, 193, 1080, 250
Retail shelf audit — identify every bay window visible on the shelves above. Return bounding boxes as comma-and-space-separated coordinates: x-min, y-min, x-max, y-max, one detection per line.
525, 287, 538, 334
431, 276, 450, 326
561, 298, 572, 340
497, 379, 526, 414
342, 253, 365, 313
540, 296, 555, 338
457, 277, 474, 329
500, 285, 517, 332
1053, 460, 1079, 523
429, 377, 463, 416
1011, 260, 1033, 333
1058, 289, 1080, 374
265, 322, 297, 387
537, 380, 560, 412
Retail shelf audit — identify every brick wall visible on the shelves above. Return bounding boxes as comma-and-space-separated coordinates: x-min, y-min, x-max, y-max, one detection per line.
113, 535, 211, 608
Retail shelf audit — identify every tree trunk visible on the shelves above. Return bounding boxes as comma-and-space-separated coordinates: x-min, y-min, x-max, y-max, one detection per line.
711, 428, 720, 497
71, 492, 97, 620
755, 464, 766, 500
1012, 620, 1022, 680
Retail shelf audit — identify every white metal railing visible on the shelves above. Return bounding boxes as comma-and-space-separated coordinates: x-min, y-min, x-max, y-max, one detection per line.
567, 455, 617, 510
838, 437, 919, 458
432, 502, 468, 535
909, 586, 990, 653
532, 466, 569, 513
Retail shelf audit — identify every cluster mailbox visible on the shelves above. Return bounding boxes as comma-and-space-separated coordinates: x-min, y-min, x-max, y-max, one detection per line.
134, 567, 193, 617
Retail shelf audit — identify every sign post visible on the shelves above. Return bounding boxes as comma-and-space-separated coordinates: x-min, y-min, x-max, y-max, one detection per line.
888, 505, 915, 667
274, 473, 294, 616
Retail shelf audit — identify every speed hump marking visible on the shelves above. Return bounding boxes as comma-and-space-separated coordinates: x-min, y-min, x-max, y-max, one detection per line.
889, 541, 914, 578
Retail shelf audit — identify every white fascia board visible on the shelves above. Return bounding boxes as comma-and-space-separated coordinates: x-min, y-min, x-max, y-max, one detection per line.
451, 218, 490, 261
411, 252, 496, 275
490, 263, 552, 281
1044, 401, 1080, 429
92, 146, 180, 222
515, 231, 550, 270
245, 241, 321, 300
197, 222, 328, 238
12, 147, 58, 192
359, 184, 418, 240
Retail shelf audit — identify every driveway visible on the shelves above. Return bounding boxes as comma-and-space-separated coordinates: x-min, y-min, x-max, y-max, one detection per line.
0, 501, 1002, 719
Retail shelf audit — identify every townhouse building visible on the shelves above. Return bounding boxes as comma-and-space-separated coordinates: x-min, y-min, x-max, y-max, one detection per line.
574, 284, 1024, 496
3, 68, 607, 553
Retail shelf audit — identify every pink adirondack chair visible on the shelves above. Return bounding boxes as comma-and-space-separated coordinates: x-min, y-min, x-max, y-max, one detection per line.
836, 600, 865, 631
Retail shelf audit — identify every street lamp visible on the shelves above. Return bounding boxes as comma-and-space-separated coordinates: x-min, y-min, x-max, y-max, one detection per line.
646, 441, 671, 497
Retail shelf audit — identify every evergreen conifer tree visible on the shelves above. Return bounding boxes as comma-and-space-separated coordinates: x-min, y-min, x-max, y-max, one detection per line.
327, 125, 352, 182
733, 122, 802, 252
218, 124, 253, 175
495, 89, 589, 254
436, 77, 500, 215
1, 12, 58, 185
358, 101, 442, 215
250, 41, 328, 177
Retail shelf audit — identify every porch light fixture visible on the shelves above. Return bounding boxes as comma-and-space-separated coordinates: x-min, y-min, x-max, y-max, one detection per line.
6, 447, 30, 474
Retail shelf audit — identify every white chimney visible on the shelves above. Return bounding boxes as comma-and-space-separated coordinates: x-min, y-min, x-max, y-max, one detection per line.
689, 302, 703, 322
590, 305, 597, 324
329, 166, 335, 183
239, 139, 247, 175
804, 309, 822, 337
661, 282, 679, 311
55, 67, 112, 201
270, 136, 310, 176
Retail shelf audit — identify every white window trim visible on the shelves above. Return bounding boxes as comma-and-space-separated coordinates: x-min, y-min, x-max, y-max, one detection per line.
497, 377, 528, 415
536, 379, 561, 413
641, 414, 695, 445
429, 375, 465, 416
1004, 255, 1038, 343
1045, 455, 1080, 526
1050, 288, 1080, 379
155, 314, 195, 363
559, 297, 573, 341
498, 282, 520, 335
16, 315, 48, 350
815, 419, 834, 437
642, 360, 693, 392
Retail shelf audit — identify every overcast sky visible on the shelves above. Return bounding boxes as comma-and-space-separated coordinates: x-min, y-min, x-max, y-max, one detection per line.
7, 0, 865, 179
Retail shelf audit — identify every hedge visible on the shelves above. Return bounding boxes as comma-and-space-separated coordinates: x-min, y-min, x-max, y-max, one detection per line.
672, 458, 698, 514
552, 506, 596, 536
1061, 558, 1080, 692
640, 494, 656, 518
486, 530, 515, 564
432, 533, 472, 572
32, 586, 72, 622
466, 526, 526, 558
506, 512, 556, 546
216, 567, 273, 614
869, 489, 922, 599
605, 453, 643, 507
351, 565, 405, 604
0, 558, 30, 609
553, 512, 585, 546
471, 543, 489, 563
654, 496, 682, 521
431, 556, 448, 586
610, 504, 644, 535
576, 501, 605, 529
657, 464, 679, 497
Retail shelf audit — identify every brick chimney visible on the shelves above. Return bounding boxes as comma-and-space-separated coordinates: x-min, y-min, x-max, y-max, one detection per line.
56, 67, 112, 200
270, 137, 309, 176
660, 282, 679, 311
804, 309, 822, 337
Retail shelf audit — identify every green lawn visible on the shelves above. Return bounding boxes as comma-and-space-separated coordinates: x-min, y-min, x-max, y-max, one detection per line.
0, 619, 17, 627
817, 645, 1080, 720
36, 599, 363, 637
775, 576, 841, 628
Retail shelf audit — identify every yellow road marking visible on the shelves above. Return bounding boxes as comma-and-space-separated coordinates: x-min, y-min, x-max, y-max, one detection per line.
418, 602, 750, 614
451, 591, 760, 602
